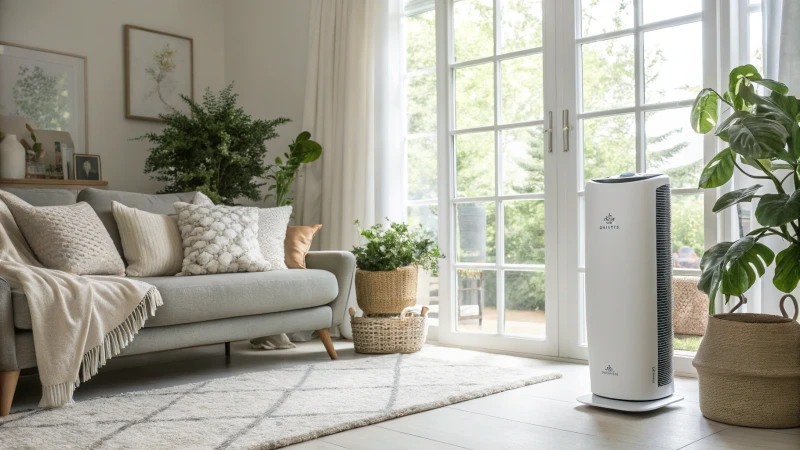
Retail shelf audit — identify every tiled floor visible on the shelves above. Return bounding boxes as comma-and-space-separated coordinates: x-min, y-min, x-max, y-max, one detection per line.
9, 340, 800, 450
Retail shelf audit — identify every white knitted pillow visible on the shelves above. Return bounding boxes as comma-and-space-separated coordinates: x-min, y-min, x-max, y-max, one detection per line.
112, 201, 183, 277
258, 206, 292, 270
173, 202, 269, 275
0, 191, 125, 275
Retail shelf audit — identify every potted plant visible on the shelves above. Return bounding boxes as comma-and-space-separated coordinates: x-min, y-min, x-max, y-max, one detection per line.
263, 131, 322, 206
351, 220, 443, 315
690, 64, 800, 428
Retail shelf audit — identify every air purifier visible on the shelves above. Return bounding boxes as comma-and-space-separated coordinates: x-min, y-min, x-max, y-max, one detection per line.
577, 172, 683, 412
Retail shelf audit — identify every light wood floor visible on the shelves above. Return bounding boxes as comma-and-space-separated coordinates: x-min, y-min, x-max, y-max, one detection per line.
10, 340, 800, 450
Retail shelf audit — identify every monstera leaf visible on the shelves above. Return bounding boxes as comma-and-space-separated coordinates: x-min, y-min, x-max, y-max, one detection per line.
698, 238, 775, 310
712, 185, 762, 213
774, 244, 800, 293
698, 148, 735, 188
691, 89, 719, 134
754, 191, 800, 227
729, 116, 791, 162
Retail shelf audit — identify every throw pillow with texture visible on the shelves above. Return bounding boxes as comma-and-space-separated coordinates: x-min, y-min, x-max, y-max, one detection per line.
284, 224, 322, 269
112, 201, 183, 277
174, 202, 270, 275
258, 206, 292, 270
0, 191, 125, 275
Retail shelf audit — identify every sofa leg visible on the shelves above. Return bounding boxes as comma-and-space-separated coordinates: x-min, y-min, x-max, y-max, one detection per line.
0, 370, 20, 417
224, 342, 231, 357
317, 329, 338, 360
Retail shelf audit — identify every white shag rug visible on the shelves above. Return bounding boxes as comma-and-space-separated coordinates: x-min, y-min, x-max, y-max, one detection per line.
0, 350, 561, 449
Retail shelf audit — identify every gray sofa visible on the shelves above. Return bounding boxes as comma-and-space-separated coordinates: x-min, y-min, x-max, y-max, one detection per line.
0, 187, 355, 416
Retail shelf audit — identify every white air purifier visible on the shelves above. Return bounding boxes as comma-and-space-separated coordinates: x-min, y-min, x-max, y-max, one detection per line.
577, 172, 683, 412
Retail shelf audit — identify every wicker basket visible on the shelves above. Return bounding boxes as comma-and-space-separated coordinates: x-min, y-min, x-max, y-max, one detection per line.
355, 265, 418, 315
350, 306, 429, 354
673, 276, 709, 335
692, 295, 800, 428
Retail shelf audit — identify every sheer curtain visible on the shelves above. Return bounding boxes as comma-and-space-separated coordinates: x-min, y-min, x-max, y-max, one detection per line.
294, 0, 405, 338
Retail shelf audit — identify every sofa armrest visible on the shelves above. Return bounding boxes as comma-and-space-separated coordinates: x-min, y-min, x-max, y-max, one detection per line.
0, 277, 19, 371
305, 251, 356, 328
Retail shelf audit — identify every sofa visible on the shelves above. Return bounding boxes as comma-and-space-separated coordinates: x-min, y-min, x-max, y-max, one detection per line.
0, 187, 356, 416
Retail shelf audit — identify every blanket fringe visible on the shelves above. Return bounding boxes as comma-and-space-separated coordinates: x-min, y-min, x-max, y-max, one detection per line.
39, 287, 163, 408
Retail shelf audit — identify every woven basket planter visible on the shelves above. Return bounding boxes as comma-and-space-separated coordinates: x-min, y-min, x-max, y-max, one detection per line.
355, 265, 418, 315
692, 296, 800, 428
673, 276, 709, 335
350, 307, 429, 354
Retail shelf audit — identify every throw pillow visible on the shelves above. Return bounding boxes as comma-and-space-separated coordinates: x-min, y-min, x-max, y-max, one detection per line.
284, 224, 322, 269
258, 206, 292, 270
174, 202, 270, 275
0, 191, 125, 275
112, 201, 183, 277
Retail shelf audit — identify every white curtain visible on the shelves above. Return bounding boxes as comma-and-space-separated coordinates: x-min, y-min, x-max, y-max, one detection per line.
756, 0, 800, 316
294, 0, 405, 337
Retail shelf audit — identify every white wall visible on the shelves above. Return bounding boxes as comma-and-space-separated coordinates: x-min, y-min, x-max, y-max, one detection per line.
0, 0, 226, 193
224, 0, 312, 205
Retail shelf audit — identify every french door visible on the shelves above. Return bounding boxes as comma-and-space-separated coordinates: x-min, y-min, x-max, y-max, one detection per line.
431, 0, 717, 360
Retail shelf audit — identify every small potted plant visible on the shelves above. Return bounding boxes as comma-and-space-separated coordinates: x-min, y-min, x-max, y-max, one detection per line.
351, 220, 443, 315
690, 64, 800, 428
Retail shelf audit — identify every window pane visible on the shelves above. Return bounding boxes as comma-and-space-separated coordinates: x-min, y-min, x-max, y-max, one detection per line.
644, 22, 703, 104
456, 202, 496, 263
407, 73, 437, 134
645, 107, 703, 189
455, 62, 494, 129
504, 271, 546, 338
454, 0, 494, 62
405, 10, 436, 71
581, 0, 633, 37
504, 200, 545, 264
501, 54, 543, 124
579, 272, 587, 345
501, 0, 543, 53
456, 269, 496, 333
643, 0, 701, 24
749, 12, 763, 73
407, 136, 438, 201
407, 204, 439, 241
502, 126, 544, 194
581, 113, 635, 185
672, 194, 705, 266
455, 131, 495, 197
581, 36, 635, 112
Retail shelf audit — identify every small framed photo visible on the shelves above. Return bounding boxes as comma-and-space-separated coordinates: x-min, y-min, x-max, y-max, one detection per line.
73, 154, 102, 181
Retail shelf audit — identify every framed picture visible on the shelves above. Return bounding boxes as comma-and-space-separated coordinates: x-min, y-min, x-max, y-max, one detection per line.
73, 154, 101, 181
125, 25, 193, 121
0, 42, 88, 153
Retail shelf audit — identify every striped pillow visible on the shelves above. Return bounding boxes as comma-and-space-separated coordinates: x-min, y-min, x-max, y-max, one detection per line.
112, 201, 183, 277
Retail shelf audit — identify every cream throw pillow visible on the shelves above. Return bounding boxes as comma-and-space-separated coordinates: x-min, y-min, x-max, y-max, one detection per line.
0, 191, 125, 275
258, 206, 292, 270
174, 202, 270, 275
112, 201, 183, 277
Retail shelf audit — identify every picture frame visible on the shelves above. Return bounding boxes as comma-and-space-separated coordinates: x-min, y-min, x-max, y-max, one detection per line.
0, 42, 89, 153
73, 154, 102, 181
125, 25, 193, 122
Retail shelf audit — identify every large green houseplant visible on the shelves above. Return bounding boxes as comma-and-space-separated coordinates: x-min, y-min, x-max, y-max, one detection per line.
137, 84, 290, 205
691, 64, 800, 313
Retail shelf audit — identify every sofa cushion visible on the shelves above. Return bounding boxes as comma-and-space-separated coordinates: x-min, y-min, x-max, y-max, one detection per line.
77, 188, 203, 256
0, 188, 77, 206
11, 269, 339, 330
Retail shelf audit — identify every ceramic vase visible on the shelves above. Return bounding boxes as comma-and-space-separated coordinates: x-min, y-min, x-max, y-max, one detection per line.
0, 135, 27, 179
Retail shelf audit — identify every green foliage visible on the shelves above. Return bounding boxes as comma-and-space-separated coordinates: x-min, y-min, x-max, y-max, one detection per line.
12, 66, 70, 131
693, 65, 800, 311
25, 123, 43, 160
264, 132, 322, 207
137, 83, 290, 205
351, 220, 444, 274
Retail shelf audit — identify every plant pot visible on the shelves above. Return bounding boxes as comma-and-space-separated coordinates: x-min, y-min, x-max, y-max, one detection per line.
0, 135, 27, 179
692, 296, 800, 428
355, 265, 418, 315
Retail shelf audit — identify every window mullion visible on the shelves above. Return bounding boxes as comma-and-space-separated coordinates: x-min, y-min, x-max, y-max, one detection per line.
493, 0, 505, 337
634, 0, 645, 174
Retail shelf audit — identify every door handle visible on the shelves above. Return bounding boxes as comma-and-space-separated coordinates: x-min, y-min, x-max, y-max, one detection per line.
545, 111, 553, 153
562, 109, 572, 152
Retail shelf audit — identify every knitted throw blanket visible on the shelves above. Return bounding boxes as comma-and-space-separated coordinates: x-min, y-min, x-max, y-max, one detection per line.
0, 200, 161, 407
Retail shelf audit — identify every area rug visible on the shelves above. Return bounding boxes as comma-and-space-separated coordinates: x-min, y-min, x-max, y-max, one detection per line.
0, 351, 561, 449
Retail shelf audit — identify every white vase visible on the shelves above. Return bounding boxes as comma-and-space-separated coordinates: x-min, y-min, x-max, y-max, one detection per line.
0, 134, 27, 179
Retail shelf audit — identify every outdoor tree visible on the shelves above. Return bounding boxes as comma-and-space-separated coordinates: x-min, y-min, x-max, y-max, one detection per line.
12, 65, 71, 131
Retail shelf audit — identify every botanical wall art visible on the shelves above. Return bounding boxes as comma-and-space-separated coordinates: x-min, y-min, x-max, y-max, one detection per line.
0, 42, 88, 152
125, 25, 193, 121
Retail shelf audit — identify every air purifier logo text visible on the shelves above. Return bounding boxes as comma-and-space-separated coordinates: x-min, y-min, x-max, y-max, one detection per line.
600, 213, 619, 230
601, 364, 619, 376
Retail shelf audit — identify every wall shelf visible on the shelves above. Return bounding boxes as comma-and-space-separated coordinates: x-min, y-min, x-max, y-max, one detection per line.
0, 178, 108, 189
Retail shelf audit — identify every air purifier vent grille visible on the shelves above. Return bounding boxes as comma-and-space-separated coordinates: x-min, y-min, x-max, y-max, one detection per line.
655, 184, 673, 387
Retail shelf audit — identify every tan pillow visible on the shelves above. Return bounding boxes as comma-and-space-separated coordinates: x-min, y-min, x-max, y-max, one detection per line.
112, 201, 183, 277
0, 191, 125, 275
284, 224, 321, 269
